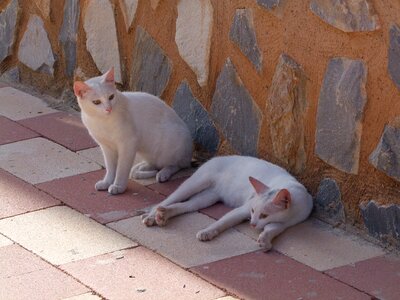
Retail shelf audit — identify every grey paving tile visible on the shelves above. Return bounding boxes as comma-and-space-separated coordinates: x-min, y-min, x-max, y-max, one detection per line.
0, 87, 58, 120
235, 218, 385, 271
0, 137, 101, 184
77, 148, 151, 170
77, 147, 105, 167
0, 233, 12, 247
108, 213, 259, 268
0, 206, 137, 265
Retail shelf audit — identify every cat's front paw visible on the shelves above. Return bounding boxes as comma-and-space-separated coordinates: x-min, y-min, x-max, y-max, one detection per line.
196, 229, 218, 241
95, 180, 111, 191
107, 184, 126, 195
257, 236, 272, 252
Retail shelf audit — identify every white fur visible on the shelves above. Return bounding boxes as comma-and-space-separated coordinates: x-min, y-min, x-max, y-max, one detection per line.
142, 156, 313, 251
75, 70, 192, 194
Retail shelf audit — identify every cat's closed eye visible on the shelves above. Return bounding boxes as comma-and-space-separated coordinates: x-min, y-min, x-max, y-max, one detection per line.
251, 208, 254, 213
109, 94, 114, 100
259, 213, 268, 219
92, 99, 101, 105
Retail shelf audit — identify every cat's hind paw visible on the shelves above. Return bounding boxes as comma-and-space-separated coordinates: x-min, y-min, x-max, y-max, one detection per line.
155, 206, 168, 227
196, 229, 218, 241
107, 184, 126, 195
142, 214, 156, 227
95, 180, 111, 191
156, 171, 171, 183
156, 166, 179, 183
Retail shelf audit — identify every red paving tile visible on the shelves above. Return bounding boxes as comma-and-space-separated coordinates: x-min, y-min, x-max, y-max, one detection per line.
326, 255, 400, 300
18, 111, 97, 151
0, 244, 47, 278
0, 116, 39, 145
0, 244, 89, 299
37, 170, 165, 224
0, 169, 60, 219
191, 251, 370, 300
148, 176, 189, 196
200, 203, 233, 220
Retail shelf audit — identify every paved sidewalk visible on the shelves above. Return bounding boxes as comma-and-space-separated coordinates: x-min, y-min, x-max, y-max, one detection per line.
0, 85, 399, 300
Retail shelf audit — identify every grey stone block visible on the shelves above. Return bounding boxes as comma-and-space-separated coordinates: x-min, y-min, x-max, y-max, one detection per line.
229, 8, 262, 72
175, 0, 213, 87
0, 66, 19, 83
59, 0, 80, 77
18, 15, 55, 75
0, 0, 18, 63
267, 53, 307, 173
173, 81, 219, 155
310, 0, 380, 32
119, 0, 138, 31
369, 118, 400, 182
130, 26, 172, 97
315, 178, 345, 224
389, 24, 400, 91
211, 58, 262, 156
315, 57, 367, 174
257, 0, 281, 10
256, 0, 287, 17
84, 0, 121, 82
360, 201, 400, 246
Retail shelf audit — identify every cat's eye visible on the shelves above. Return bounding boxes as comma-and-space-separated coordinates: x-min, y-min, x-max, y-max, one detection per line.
259, 213, 268, 219
109, 94, 114, 100
251, 208, 254, 213
92, 100, 101, 105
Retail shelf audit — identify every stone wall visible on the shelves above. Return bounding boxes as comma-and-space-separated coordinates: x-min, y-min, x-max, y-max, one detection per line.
1, 0, 399, 247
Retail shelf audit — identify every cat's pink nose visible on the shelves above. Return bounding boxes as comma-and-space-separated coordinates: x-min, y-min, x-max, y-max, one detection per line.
106, 107, 112, 113
250, 223, 256, 228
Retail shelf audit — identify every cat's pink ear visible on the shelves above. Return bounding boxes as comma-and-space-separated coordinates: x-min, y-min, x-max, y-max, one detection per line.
249, 177, 269, 195
73, 81, 91, 98
272, 189, 291, 209
104, 67, 115, 83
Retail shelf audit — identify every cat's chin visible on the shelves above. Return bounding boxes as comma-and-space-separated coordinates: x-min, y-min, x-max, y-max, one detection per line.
252, 224, 264, 231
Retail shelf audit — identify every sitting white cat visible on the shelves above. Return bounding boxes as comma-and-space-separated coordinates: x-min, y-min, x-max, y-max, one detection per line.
73, 68, 193, 195
142, 155, 313, 251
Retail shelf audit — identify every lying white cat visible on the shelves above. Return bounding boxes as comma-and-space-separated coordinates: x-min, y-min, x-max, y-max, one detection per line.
142, 156, 313, 251
73, 68, 193, 194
